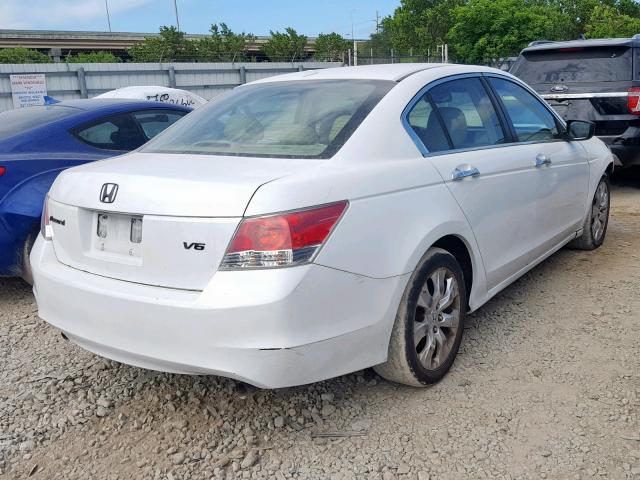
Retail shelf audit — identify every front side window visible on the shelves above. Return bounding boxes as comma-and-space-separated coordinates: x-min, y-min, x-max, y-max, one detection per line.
429, 78, 506, 150
132, 110, 187, 140
142, 80, 394, 159
73, 113, 146, 151
489, 77, 562, 142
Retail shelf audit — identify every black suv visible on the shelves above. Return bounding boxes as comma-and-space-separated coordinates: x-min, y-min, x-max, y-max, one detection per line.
511, 37, 640, 168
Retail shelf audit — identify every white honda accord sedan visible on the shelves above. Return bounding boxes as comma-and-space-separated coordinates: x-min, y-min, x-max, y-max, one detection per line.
31, 64, 613, 388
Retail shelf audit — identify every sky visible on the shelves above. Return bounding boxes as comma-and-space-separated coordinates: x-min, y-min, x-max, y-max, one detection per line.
0, 0, 399, 38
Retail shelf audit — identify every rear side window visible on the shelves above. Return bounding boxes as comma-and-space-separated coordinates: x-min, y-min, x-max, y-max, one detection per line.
132, 110, 186, 140
429, 78, 505, 150
511, 46, 632, 84
0, 105, 77, 140
489, 78, 561, 142
406, 95, 450, 152
73, 113, 147, 151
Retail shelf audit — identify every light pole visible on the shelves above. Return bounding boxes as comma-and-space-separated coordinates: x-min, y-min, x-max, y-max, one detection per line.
350, 9, 358, 66
104, 0, 112, 32
173, 0, 181, 31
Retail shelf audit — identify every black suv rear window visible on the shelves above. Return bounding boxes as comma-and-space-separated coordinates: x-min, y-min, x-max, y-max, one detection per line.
511, 46, 632, 84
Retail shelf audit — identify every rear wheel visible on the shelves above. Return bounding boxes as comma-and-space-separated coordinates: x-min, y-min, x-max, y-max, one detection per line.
374, 248, 467, 387
569, 175, 610, 250
21, 229, 38, 285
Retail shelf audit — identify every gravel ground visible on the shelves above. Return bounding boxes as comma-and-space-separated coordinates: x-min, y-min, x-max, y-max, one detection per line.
1, 172, 639, 480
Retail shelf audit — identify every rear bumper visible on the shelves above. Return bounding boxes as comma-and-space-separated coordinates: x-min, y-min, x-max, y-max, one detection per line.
603, 141, 640, 167
31, 237, 407, 388
599, 130, 640, 167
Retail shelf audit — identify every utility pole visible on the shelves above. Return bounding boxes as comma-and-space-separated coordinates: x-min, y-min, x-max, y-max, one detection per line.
104, 0, 112, 32
173, 0, 181, 31
375, 11, 380, 34
351, 9, 357, 66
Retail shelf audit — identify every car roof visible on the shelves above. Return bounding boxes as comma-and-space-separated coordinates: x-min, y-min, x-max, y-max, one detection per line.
51, 98, 192, 111
249, 63, 455, 84
522, 37, 638, 53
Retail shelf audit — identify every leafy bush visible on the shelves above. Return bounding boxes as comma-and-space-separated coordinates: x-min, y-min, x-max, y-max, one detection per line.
66, 51, 120, 63
0, 47, 51, 64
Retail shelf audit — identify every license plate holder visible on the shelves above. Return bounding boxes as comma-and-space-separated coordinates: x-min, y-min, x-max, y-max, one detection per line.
92, 212, 143, 259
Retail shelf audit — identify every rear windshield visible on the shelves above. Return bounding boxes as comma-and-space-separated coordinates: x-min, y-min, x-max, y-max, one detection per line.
0, 105, 78, 140
143, 79, 394, 159
511, 46, 632, 84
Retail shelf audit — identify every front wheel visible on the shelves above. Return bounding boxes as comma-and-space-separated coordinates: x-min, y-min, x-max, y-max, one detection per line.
374, 248, 467, 387
569, 175, 610, 250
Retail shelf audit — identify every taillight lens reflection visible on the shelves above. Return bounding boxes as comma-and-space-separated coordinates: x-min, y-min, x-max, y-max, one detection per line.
221, 201, 348, 269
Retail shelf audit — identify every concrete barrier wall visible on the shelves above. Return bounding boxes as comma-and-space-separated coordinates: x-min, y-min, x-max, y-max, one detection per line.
0, 61, 342, 112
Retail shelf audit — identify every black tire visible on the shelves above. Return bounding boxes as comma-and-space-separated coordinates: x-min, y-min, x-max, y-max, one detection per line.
568, 175, 610, 251
374, 247, 467, 387
20, 229, 38, 285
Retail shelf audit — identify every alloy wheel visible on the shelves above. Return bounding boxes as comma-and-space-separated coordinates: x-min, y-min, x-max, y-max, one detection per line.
591, 181, 609, 242
413, 267, 461, 371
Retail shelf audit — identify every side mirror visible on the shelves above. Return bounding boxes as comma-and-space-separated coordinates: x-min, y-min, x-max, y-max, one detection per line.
566, 120, 595, 141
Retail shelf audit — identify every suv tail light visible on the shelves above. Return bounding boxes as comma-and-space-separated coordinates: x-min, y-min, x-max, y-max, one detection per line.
628, 87, 640, 114
220, 201, 348, 269
40, 195, 52, 240
0, 166, 6, 176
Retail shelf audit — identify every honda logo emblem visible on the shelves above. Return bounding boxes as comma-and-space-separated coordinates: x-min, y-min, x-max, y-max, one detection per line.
100, 183, 119, 203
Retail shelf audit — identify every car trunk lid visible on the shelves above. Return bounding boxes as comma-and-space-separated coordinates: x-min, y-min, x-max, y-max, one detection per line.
47, 152, 317, 290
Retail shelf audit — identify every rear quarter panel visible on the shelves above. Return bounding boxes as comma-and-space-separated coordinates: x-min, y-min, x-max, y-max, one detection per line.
0, 157, 99, 275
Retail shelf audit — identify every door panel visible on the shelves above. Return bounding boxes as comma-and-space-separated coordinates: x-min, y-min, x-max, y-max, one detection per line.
515, 141, 589, 256
488, 76, 590, 252
428, 147, 539, 289
404, 76, 538, 289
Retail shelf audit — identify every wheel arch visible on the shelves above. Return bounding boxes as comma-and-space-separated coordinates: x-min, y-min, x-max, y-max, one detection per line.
605, 161, 614, 176
431, 234, 474, 309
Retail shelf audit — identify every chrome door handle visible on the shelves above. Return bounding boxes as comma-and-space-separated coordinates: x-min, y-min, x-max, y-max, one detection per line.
535, 154, 552, 167
451, 164, 480, 181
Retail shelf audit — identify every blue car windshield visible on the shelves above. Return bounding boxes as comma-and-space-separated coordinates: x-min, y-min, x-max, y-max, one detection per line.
0, 105, 78, 140
143, 80, 394, 159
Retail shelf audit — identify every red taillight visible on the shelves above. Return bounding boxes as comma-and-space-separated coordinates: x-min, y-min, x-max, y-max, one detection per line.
0, 166, 6, 176
628, 87, 640, 114
221, 201, 348, 269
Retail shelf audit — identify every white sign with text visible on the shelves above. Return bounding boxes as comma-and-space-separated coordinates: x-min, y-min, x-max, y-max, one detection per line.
10, 74, 47, 108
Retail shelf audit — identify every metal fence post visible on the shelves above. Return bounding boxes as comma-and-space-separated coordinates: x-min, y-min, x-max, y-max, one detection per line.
77, 67, 88, 99
239, 66, 246, 84
168, 66, 177, 88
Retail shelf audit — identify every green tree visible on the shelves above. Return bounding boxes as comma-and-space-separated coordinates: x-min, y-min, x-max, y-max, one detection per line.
0, 47, 51, 64
66, 51, 120, 63
364, 30, 394, 58
447, 0, 570, 64
378, 0, 464, 56
129, 26, 196, 62
196, 23, 255, 62
263, 27, 308, 61
314, 33, 349, 61
585, 4, 640, 38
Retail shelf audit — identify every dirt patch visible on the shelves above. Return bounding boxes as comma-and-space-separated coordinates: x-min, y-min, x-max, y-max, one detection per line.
1, 175, 638, 480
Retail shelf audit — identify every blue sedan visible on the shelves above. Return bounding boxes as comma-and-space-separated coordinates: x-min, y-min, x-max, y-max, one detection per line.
0, 98, 191, 281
